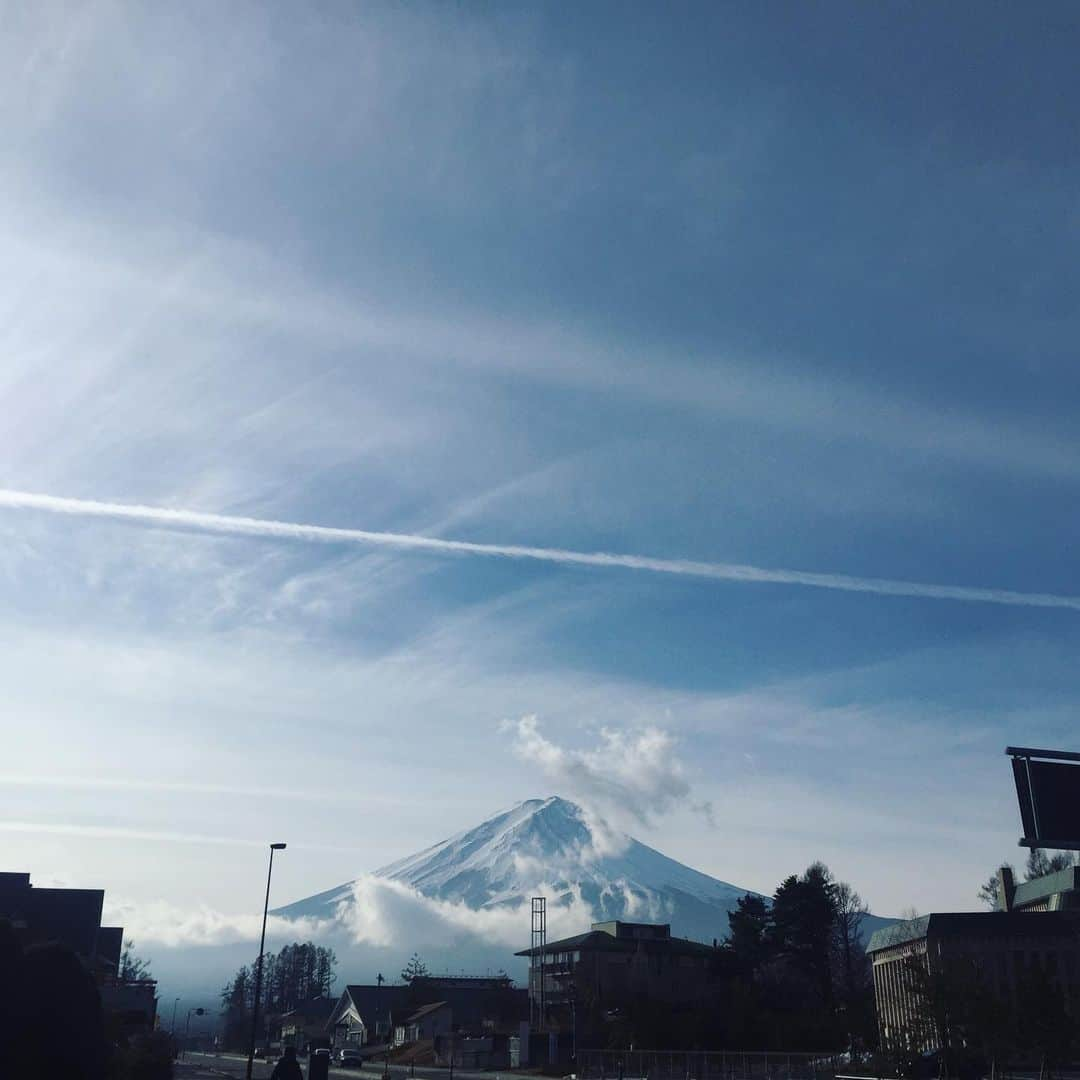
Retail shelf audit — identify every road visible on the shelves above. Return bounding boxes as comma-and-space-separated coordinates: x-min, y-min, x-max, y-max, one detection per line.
180, 1052, 525, 1080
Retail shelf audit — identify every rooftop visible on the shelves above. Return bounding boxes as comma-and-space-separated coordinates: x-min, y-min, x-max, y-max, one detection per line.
867, 910, 1080, 954
516, 921, 715, 959
1012, 866, 1080, 909
406, 1001, 450, 1023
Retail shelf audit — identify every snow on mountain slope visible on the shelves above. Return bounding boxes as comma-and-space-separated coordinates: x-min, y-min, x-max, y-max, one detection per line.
275, 796, 761, 943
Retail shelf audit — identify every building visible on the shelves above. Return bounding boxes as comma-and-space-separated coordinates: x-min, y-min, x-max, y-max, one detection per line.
0, 872, 125, 979
395, 1001, 453, 1045
327, 984, 410, 1047
997, 864, 1080, 912
327, 975, 526, 1051
516, 920, 720, 1035
278, 995, 336, 1051
0, 870, 157, 1036
409, 974, 526, 1032
867, 909, 1080, 1051
434, 1032, 518, 1070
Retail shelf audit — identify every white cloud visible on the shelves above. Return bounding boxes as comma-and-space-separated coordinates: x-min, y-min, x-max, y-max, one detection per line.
103, 875, 594, 954
509, 716, 698, 839
102, 896, 332, 949
336, 875, 596, 950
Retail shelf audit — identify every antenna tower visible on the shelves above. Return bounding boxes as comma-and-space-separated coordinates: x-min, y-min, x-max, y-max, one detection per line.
530, 896, 546, 1030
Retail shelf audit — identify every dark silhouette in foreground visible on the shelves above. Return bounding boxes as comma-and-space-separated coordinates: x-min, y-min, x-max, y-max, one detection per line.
270, 1046, 304, 1080
1, 918, 108, 1079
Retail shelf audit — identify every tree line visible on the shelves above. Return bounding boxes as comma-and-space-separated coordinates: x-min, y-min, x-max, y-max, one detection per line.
718, 861, 874, 1051
220, 942, 337, 1050
586, 861, 875, 1052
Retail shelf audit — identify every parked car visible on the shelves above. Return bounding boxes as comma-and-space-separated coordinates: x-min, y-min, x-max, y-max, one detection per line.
338, 1047, 364, 1067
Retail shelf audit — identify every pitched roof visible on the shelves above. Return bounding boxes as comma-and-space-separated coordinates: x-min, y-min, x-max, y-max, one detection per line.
516, 929, 715, 958
405, 1000, 450, 1024
329, 985, 411, 1029
279, 996, 336, 1022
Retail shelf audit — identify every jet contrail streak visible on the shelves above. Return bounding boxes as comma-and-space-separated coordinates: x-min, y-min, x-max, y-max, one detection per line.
0, 487, 1077, 611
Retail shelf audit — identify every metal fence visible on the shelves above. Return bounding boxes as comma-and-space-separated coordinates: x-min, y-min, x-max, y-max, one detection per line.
576, 1049, 852, 1080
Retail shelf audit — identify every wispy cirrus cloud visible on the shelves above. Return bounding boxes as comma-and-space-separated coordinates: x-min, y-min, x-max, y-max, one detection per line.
2, 488, 1078, 611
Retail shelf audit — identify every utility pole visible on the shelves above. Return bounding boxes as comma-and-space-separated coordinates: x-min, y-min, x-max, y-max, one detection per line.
246, 842, 286, 1080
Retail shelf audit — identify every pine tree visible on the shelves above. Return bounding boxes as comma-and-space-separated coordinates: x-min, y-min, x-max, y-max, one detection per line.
770, 862, 839, 1013
400, 953, 429, 983
725, 893, 772, 976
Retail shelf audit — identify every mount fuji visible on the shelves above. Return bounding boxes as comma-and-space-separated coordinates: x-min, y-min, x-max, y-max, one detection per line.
275, 796, 762, 943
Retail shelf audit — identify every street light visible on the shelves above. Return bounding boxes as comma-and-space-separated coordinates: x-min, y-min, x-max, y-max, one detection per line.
182, 1007, 205, 1061
246, 842, 286, 1080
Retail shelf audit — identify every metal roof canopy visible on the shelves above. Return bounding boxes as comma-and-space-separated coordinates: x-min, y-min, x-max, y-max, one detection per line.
1006, 746, 1080, 852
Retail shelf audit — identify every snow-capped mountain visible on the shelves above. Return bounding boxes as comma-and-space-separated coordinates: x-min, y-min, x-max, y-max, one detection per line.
276, 796, 761, 943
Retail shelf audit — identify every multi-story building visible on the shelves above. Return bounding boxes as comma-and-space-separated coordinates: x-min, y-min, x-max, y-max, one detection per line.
516, 919, 720, 1035
0, 870, 157, 1033
868, 905, 1080, 1051
0, 871, 124, 978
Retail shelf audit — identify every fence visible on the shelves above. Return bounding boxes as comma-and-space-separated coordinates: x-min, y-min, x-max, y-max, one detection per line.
576, 1049, 852, 1080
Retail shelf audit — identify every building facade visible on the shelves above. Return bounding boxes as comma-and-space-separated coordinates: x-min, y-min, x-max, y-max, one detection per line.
868, 909, 1080, 1052
395, 1001, 453, 1045
328, 984, 409, 1047
0, 871, 125, 978
516, 920, 720, 1036
0, 870, 157, 1035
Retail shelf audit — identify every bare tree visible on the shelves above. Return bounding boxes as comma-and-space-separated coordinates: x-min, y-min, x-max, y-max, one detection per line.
1025, 848, 1074, 881
977, 865, 1013, 910
832, 881, 871, 1049
119, 941, 152, 981
833, 881, 868, 996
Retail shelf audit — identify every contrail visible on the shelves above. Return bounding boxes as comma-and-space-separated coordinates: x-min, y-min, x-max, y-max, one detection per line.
0, 487, 1077, 611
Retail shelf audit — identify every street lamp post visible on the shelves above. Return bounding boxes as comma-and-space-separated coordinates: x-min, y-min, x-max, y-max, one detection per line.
246, 842, 286, 1080
183, 1007, 205, 1061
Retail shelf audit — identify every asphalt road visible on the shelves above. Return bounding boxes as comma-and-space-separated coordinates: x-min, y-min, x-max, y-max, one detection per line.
182, 1052, 523, 1080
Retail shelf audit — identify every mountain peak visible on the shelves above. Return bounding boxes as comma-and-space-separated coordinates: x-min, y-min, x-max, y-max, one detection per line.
274, 797, 893, 948
276, 796, 758, 943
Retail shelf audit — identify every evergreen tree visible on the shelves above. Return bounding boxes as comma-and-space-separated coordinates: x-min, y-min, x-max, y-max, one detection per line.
725, 893, 772, 977
400, 953, 429, 984
219, 966, 252, 1050
770, 862, 838, 1009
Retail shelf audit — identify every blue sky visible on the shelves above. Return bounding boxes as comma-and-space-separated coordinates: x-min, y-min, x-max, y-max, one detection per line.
2, 1, 1079, 953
